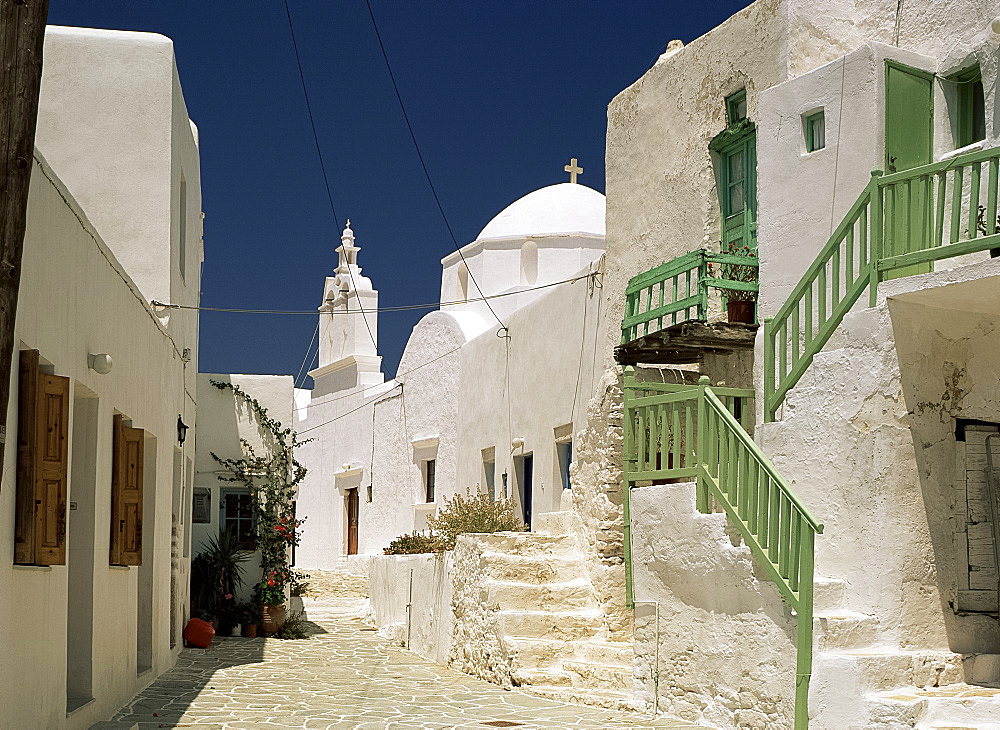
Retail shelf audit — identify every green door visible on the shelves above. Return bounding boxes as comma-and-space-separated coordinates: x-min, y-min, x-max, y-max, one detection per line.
720, 131, 757, 252
884, 61, 934, 277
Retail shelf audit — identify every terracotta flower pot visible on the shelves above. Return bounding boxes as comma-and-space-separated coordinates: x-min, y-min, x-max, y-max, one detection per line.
260, 604, 286, 635
241, 623, 258, 638
727, 299, 756, 324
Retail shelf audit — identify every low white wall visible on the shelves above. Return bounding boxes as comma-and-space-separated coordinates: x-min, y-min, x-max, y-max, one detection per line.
370, 552, 453, 666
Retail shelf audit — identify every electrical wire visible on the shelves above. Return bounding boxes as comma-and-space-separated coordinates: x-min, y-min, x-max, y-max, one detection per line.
363, 0, 506, 331
283, 0, 378, 351
293, 320, 320, 388
151, 270, 595, 316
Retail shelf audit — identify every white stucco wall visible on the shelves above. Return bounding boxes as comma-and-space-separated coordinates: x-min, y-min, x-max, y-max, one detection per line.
192, 374, 294, 601
0, 152, 196, 729
369, 552, 454, 665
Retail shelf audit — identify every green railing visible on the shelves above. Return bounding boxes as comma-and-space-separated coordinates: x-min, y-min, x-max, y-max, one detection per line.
621, 248, 759, 343
764, 145, 1000, 421
623, 372, 823, 729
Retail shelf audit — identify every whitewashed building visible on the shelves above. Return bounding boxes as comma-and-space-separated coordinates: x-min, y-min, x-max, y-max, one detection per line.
294, 179, 606, 567
0, 27, 203, 729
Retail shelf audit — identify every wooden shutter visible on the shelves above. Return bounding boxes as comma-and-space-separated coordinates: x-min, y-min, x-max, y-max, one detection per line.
111, 415, 144, 565
14, 350, 69, 566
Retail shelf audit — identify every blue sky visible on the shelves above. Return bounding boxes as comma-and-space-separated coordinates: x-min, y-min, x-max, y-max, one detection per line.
48, 1, 752, 383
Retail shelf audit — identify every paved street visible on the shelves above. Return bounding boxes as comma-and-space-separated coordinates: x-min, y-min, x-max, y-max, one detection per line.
98, 612, 697, 729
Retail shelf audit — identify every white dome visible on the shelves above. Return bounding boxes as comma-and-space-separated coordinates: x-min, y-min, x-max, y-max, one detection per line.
476, 183, 605, 241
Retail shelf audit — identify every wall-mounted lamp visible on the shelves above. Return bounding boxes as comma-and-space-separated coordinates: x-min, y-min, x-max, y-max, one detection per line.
182, 348, 192, 363
992, 15, 1000, 34
177, 416, 189, 446
511, 437, 525, 450
87, 353, 113, 375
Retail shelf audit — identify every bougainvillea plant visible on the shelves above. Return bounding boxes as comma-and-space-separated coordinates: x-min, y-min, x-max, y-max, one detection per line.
210, 380, 309, 608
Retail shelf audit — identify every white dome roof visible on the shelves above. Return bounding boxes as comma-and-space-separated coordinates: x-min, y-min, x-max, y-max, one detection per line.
476, 183, 605, 241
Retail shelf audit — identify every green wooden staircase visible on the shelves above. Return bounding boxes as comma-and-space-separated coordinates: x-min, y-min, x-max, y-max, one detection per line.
764, 145, 1000, 422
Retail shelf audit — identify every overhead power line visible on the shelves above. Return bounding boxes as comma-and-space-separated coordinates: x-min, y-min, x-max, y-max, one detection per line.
283, 0, 378, 351
363, 0, 506, 331
152, 270, 596, 316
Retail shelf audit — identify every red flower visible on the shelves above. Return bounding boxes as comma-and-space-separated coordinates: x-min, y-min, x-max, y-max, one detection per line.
268, 579, 275, 586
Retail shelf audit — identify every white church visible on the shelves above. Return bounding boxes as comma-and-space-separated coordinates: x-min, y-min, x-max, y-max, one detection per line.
294, 168, 606, 567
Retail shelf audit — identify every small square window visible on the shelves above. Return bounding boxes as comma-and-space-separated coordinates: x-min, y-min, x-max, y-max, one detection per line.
805, 111, 825, 152
221, 490, 255, 550
726, 90, 747, 126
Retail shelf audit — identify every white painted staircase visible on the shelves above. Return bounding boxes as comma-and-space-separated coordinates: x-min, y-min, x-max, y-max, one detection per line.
472, 511, 637, 710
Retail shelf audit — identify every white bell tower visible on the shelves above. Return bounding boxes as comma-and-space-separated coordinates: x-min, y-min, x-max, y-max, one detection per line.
310, 220, 384, 396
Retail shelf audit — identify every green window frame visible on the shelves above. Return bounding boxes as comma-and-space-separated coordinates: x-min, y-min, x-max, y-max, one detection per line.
953, 65, 985, 148
726, 89, 747, 126
805, 110, 825, 152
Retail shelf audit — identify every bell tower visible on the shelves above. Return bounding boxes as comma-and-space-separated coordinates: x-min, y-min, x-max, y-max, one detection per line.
310, 221, 384, 396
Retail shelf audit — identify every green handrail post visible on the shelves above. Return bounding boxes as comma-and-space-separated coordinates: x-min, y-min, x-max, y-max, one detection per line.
697, 251, 709, 321
763, 317, 775, 422
622, 366, 637, 610
795, 526, 816, 730
695, 375, 710, 513
868, 169, 884, 308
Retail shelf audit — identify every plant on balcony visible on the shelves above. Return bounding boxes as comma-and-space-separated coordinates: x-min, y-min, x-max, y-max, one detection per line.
708, 242, 758, 323
210, 380, 309, 635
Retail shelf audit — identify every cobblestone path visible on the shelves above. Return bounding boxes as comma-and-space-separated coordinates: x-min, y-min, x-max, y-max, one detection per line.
98, 614, 697, 729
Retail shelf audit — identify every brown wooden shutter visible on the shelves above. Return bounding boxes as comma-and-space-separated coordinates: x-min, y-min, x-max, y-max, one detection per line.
14, 349, 39, 564
34, 372, 69, 565
111, 414, 144, 565
14, 350, 69, 566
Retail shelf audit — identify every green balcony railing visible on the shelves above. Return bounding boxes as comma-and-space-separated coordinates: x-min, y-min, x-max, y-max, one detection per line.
621, 248, 759, 343
623, 372, 823, 729
764, 145, 1000, 421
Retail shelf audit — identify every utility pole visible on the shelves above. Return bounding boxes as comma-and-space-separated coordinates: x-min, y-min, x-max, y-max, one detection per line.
0, 0, 49, 491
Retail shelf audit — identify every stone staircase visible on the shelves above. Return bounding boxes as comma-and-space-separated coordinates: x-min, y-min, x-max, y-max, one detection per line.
467, 511, 636, 710
757, 295, 1000, 728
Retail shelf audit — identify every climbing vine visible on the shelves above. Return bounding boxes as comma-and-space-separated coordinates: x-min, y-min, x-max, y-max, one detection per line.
210, 380, 308, 606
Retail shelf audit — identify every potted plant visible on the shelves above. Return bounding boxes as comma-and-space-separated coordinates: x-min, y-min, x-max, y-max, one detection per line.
238, 601, 260, 637
259, 572, 288, 635
190, 529, 251, 630
708, 242, 758, 324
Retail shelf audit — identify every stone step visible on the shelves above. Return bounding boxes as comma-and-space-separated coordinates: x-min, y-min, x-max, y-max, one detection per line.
504, 637, 633, 670
815, 648, 965, 694
813, 576, 848, 613
814, 610, 880, 650
470, 531, 577, 558
511, 667, 574, 688
577, 640, 634, 666
563, 659, 632, 690
485, 578, 598, 612
480, 551, 586, 584
523, 685, 638, 712
532, 511, 578, 537
498, 609, 605, 641
871, 683, 1000, 729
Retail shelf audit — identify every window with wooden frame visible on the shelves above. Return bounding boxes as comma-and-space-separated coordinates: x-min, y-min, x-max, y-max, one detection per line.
424, 459, 436, 503
221, 489, 255, 550
110, 413, 144, 565
805, 110, 825, 152
14, 349, 70, 566
953, 65, 985, 148
726, 89, 747, 126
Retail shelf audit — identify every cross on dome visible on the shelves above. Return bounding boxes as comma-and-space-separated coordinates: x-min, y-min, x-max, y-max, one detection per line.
564, 157, 583, 184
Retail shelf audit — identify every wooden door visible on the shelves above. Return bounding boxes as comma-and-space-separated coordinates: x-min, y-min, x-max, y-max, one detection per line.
111, 414, 144, 565
346, 488, 359, 555
884, 60, 934, 277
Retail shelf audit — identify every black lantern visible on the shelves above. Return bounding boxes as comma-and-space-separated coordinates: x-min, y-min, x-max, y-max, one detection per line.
177, 415, 189, 445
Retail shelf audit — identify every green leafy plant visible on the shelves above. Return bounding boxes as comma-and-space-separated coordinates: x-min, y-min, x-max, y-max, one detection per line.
210, 380, 309, 612
275, 610, 310, 640
384, 531, 443, 555
425, 489, 524, 550
707, 242, 758, 302
190, 529, 251, 618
